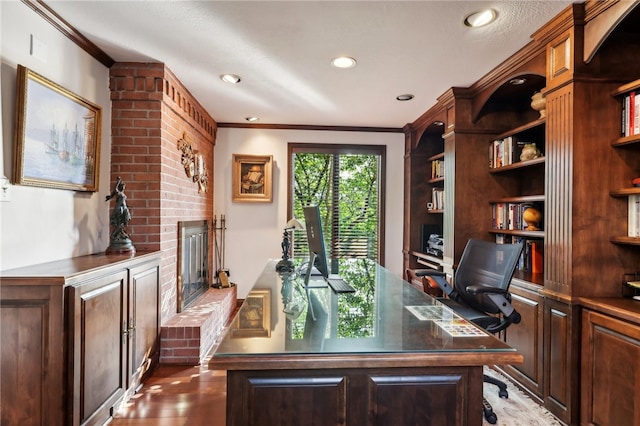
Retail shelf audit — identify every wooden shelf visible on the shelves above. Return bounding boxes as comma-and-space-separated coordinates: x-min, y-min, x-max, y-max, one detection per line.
428, 177, 444, 184
489, 195, 545, 204
610, 187, 640, 197
411, 251, 444, 269
490, 156, 545, 173
427, 209, 444, 214
611, 78, 640, 97
612, 134, 640, 147
489, 229, 545, 238
610, 236, 640, 246
494, 118, 546, 140
427, 152, 445, 161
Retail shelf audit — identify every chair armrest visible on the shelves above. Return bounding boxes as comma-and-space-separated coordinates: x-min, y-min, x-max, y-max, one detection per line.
414, 269, 446, 278
465, 283, 508, 295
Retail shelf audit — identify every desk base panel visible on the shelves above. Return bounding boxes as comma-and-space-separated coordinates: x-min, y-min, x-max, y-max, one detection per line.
226, 366, 483, 426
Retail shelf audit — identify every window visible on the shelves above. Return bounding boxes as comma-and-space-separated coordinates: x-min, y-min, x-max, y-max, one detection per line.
288, 143, 386, 269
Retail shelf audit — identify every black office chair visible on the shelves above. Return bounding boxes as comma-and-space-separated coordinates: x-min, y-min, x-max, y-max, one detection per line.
416, 238, 524, 424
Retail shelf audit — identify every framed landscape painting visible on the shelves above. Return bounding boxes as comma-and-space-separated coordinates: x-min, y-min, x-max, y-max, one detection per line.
13, 65, 101, 192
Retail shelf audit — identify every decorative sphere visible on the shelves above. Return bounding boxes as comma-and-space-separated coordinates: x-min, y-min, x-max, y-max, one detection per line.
523, 207, 542, 230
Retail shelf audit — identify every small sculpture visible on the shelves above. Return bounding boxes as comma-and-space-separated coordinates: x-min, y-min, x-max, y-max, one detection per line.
523, 206, 542, 231
105, 176, 135, 254
520, 143, 541, 162
530, 91, 546, 118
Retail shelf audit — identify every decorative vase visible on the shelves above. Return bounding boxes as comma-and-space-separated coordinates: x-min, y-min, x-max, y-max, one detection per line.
530, 91, 546, 118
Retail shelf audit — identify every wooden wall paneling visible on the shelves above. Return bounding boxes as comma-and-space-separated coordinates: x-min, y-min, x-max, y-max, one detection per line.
544, 83, 574, 294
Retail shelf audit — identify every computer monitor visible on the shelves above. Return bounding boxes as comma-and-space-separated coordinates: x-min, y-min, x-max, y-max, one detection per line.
303, 205, 330, 280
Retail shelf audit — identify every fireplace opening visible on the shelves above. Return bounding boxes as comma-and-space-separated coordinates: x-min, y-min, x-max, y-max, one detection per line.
177, 220, 210, 312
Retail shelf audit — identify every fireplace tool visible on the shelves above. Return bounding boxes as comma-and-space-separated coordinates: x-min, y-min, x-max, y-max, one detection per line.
213, 214, 231, 288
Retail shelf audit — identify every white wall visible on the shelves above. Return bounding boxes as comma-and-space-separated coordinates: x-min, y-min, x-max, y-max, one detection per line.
214, 128, 405, 298
0, 1, 111, 271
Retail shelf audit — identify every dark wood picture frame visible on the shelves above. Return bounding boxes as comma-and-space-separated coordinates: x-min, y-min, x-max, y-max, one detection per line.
13, 65, 101, 192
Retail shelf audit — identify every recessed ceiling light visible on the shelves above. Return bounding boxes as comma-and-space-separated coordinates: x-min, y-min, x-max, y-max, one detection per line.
331, 56, 357, 69
396, 94, 414, 101
464, 9, 497, 28
245, 116, 259, 122
509, 77, 527, 85
220, 74, 241, 84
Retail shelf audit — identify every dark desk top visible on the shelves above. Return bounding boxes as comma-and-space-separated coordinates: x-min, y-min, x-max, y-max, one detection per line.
211, 259, 522, 370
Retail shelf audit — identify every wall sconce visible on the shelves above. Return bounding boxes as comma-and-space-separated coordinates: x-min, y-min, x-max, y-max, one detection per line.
275, 218, 305, 273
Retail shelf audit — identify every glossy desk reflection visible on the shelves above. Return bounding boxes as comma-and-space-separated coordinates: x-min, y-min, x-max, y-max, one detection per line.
211, 259, 523, 426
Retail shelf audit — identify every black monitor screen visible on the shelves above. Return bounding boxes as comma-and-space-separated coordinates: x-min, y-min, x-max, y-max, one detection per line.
303, 205, 330, 279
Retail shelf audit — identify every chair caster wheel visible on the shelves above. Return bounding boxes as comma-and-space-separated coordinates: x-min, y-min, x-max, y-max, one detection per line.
499, 389, 509, 398
483, 398, 497, 424
485, 413, 497, 424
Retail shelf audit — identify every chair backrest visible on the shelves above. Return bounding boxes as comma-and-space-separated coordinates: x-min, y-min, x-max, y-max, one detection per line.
453, 239, 523, 315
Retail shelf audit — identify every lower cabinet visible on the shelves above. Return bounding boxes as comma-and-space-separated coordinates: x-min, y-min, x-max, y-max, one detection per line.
0, 252, 160, 426
500, 282, 544, 399
581, 309, 640, 426
542, 297, 580, 426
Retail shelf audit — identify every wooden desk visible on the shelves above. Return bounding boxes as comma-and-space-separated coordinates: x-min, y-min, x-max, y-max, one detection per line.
210, 259, 522, 426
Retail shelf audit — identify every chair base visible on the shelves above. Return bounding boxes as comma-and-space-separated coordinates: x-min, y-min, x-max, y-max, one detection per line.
483, 373, 509, 424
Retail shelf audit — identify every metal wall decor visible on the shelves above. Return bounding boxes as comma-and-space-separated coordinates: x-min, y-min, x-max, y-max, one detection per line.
177, 132, 208, 193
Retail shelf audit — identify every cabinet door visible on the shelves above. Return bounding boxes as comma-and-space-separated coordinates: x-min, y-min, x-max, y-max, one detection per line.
582, 310, 640, 426
543, 298, 580, 426
67, 271, 128, 426
501, 283, 544, 398
128, 261, 160, 390
0, 284, 65, 426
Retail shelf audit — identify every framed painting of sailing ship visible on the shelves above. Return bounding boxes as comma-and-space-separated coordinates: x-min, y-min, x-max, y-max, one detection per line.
13, 65, 101, 192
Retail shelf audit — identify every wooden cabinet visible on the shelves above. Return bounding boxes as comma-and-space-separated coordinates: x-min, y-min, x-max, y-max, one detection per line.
581, 304, 640, 426
0, 252, 160, 426
500, 281, 544, 399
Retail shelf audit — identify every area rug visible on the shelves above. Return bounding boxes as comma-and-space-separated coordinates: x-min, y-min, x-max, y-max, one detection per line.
483, 368, 564, 426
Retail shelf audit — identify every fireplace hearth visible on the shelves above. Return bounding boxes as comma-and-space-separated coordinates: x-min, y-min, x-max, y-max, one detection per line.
177, 220, 210, 312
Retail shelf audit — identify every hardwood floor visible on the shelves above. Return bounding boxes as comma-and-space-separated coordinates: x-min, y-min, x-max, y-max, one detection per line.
111, 362, 227, 426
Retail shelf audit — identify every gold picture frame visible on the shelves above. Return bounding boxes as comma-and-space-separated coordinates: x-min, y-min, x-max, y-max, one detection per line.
13, 65, 101, 192
232, 154, 273, 203
231, 288, 271, 338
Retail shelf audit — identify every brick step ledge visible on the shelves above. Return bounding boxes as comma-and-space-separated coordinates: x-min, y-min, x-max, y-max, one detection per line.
160, 286, 237, 365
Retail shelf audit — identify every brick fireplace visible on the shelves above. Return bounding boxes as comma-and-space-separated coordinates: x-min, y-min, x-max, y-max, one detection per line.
109, 63, 235, 364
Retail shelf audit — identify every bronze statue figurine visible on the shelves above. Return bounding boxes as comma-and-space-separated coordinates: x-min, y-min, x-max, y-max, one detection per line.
105, 176, 135, 254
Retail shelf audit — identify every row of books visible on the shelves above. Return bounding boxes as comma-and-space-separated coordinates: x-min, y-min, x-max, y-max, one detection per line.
431, 159, 444, 180
495, 235, 543, 274
491, 202, 542, 231
428, 188, 444, 211
621, 91, 640, 137
629, 194, 640, 237
489, 137, 530, 168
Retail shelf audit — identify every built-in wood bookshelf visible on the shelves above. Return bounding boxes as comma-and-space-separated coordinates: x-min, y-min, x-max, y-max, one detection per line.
610, 78, 640, 246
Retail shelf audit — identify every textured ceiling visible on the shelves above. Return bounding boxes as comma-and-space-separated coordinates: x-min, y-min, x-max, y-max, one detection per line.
45, 1, 574, 128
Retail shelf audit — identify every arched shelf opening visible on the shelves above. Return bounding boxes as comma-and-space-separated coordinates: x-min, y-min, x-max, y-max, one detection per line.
472, 73, 545, 125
